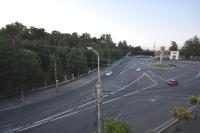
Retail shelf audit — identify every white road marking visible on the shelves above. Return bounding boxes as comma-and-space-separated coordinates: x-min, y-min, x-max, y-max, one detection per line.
77, 100, 96, 109
147, 70, 167, 81
120, 61, 136, 75
4, 126, 23, 133
168, 73, 186, 80
120, 61, 132, 75
149, 98, 157, 102
51, 105, 96, 122
0, 123, 12, 129
0, 120, 14, 126
6, 72, 159, 133
115, 108, 126, 120
183, 71, 200, 84
0, 105, 23, 112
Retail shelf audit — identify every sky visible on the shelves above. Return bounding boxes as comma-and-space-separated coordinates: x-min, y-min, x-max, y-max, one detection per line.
0, 0, 199, 50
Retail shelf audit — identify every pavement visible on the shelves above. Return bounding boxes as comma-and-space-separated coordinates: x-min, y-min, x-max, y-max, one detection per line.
0, 57, 200, 133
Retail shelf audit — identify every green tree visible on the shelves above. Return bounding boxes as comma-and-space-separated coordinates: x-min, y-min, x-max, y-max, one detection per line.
0, 48, 43, 96
103, 117, 132, 133
169, 41, 178, 51
180, 36, 200, 59
0, 22, 149, 96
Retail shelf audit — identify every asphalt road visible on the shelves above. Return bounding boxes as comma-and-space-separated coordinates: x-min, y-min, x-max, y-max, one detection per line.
0, 57, 200, 133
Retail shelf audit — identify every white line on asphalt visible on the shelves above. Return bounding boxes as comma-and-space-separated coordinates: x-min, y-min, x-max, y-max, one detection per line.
120, 64, 136, 75
16, 73, 146, 132
108, 73, 145, 95
154, 118, 175, 131
0, 105, 23, 112
115, 108, 126, 120
32, 108, 74, 125
147, 70, 167, 81
120, 61, 130, 75
120, 61, 133, 75
183, 71, 200, 84
51, 105, 96, 122
6, 72, 159, 133
0, 120, 14, 126
4, 126, 23, 133
17, 121, 49, 132
52, 81, 158, 122
168, 73, 186, 80
144, 73, 158, 84
77, 100, 96, 109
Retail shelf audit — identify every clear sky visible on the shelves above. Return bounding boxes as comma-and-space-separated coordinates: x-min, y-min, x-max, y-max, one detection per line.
0, 0, 199, 50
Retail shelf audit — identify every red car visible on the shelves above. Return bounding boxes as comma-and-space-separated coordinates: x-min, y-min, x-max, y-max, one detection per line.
167, 79, 177, 86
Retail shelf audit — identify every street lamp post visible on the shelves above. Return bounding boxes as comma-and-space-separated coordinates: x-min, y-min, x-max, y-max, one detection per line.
87, 47, 102, 133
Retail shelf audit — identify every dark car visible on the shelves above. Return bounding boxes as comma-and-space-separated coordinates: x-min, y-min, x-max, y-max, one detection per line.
167, 79, 177, 86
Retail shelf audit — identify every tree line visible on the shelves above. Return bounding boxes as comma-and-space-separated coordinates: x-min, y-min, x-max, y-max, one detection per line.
0, 22, 153, 97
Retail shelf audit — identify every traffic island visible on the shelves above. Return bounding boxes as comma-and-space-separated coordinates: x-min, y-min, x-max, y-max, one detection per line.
150, 63, 176, 70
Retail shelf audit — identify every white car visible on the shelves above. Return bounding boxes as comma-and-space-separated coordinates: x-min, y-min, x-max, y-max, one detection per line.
136, 68, 141, 72
105, 71, 113, 76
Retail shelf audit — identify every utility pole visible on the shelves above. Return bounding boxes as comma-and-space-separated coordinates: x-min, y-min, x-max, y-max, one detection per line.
96, 51, 102, 133
87, 47, 102, 133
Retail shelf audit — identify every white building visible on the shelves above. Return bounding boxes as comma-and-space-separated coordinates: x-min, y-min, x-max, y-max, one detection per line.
170, 51, 179, 60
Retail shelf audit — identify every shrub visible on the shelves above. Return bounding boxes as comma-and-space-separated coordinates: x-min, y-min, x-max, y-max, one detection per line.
170, 107, 192, 121
103, 117, 132, 133
187, 96, 198, 105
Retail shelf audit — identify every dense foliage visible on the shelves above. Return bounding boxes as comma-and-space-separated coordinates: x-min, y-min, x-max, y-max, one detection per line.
103, 117, 132, 133
170, 107, 192, 121
0, 22, 152, 97
180, 36, 200, 60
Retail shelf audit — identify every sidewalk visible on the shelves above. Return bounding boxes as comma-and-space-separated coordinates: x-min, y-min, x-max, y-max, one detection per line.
162, 107, 200, 133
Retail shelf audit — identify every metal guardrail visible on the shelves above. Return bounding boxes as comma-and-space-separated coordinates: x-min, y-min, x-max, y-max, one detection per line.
154, 106, 195, 133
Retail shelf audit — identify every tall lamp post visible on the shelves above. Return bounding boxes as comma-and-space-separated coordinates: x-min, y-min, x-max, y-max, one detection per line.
87, 47, 102, 133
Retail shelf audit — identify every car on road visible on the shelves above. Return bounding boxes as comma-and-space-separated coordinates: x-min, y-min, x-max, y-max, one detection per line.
167, 79, 177, 86
136, 68, 141, 72
105, 71, 113, 76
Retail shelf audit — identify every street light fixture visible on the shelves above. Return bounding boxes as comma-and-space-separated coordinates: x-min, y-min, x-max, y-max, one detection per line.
86, 47, 102, 133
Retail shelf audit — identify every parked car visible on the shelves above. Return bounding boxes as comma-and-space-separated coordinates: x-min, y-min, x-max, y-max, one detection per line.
105, 71, 113, 76
167, 79, 177, 86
